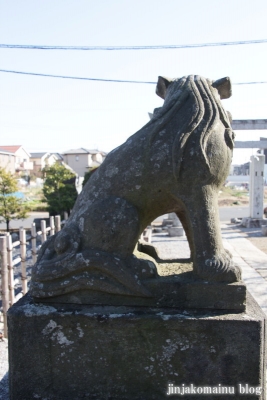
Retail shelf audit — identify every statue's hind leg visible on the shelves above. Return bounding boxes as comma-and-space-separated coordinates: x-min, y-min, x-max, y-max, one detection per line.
80, 196, 141, 257
182, 186, 241, 283
31, 196, 157, 299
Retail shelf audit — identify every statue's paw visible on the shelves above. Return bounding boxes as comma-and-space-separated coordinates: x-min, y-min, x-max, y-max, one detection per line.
31, 222, 82, 287
129, 253, 159, 280
54, 222, 81, 255
134, 258, 158, 279
195, 251, 242, 283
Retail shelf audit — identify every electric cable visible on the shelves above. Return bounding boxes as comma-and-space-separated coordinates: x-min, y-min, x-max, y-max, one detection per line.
1, 39, 267, 51
0, 69, 266, 85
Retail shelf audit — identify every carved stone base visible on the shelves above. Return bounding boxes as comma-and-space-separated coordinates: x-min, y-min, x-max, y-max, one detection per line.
33, 263, 246, 311
241, 217, 267, 228
8, 293, 266, 400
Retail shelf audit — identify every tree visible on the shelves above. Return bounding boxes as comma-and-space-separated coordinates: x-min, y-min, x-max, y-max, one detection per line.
0, 168, 29, 231
43, 163, 78, 216
82, 166, 99, 188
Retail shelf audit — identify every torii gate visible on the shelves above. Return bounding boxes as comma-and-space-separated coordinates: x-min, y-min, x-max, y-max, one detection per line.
148, 113, 267, 218
232, 119, 267, 150
231, 119, 266, 219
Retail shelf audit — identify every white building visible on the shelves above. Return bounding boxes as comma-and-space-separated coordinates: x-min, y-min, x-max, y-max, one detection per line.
0, 145, 33, 174
62, 148, 107, 177
0, 148, 16, 174
30, 152, 59, 177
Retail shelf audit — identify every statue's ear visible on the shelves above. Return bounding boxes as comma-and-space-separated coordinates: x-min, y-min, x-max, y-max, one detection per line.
156, 76, 172, 99
212, 77, 232, 99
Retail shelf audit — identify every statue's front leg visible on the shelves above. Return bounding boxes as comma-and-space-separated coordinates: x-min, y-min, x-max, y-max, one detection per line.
183, 186, 241, 283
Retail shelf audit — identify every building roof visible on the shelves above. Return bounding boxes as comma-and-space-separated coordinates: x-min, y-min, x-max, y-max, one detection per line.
0, 145, 22, 153
52, 153, 64, 160
62, 148, 107, 156
30, 152, 49, 158
62, 148, 89, 155
0, 145, 31, 157
0, 148, 14, 155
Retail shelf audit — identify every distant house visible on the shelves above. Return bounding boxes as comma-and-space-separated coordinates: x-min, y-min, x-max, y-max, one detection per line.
0, 145, 33, 174
0, 148, 16, 174
52, 153, 64, 163
232, 163, 250, 176
30, 152, 59, 177
62, 148, 107, 177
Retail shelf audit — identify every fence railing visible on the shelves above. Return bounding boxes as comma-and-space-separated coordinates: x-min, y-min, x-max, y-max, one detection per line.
0, 215, 64, 338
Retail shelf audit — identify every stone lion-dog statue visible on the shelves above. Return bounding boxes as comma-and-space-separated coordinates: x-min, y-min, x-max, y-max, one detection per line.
31, 75, 241, 301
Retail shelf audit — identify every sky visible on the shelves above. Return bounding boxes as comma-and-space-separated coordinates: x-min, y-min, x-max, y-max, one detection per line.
0, 0, 267, 164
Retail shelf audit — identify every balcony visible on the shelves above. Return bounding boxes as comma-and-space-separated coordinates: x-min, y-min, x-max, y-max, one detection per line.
16, 161, 33, 171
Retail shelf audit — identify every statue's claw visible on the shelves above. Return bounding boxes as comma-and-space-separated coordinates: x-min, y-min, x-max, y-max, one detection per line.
195, 251, 242, 283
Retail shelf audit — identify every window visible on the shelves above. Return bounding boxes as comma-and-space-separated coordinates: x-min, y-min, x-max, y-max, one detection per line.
76, 156, 79, 161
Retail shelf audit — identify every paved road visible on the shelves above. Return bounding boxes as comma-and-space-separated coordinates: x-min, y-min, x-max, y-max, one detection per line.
219, 206, 249, 221
156, 206, 260, 224
0, 212, 49, 231
219, 203, 267, 221
0, 205, 266, 232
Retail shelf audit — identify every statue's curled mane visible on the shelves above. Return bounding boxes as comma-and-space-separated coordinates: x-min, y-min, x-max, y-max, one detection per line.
136, 75, 232, 178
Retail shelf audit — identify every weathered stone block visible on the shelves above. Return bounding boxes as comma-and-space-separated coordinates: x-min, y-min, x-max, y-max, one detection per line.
168, 226, 185, 237
8, 293, 266, 400
32, 262, 247, 311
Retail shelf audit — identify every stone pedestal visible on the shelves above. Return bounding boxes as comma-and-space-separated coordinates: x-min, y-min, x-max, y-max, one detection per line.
168, 226, 185, 237
241, 217, 267, 228
8, 293, 266, 400
168, 214, 185, 236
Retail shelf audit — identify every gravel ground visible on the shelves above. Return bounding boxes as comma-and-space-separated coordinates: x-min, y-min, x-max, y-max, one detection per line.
239, 228, 267, 255
153, 223, 267, 258
151, 232, 190, 259
0, 339, 8, 400
222, 223, 267, 255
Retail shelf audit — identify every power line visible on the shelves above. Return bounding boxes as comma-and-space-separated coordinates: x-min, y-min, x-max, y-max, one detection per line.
1, 39, 267, 51
0, 69, 266, 86
234, 81, 267, 85
0, 69, 155, 84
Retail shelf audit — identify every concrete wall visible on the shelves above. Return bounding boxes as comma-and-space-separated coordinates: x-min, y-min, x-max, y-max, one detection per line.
0, 153, 15, 174
15, 147, 30, 164
63, 152, 104, 177
63, 154, 90, 177
15, 147, 33, 171
92, 153, 102, 163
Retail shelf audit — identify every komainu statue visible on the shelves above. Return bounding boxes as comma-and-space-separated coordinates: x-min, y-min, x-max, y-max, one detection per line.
31, 75, 241, 302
